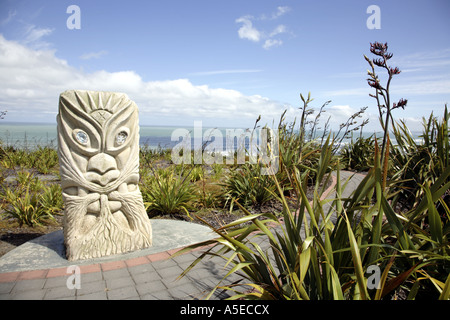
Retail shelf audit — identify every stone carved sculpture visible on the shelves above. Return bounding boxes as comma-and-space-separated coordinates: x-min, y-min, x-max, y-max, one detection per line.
57, 90, 152, 261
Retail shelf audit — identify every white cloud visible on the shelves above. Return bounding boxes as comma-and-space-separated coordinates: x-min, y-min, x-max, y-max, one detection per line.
260, 6, 291, 20
235, 16, 261, 42
189, 69, 262, 76
20, 25, 54, 49
79, 50, 108, 60
0, 35, 292, 126
263, 39, 283, 50
271, 6, 291, 19
235, 7, 292, 50
1, 10, 17, 25
391, 48, 450, 70
269, 25, 287, 37
393, 78, 450, 95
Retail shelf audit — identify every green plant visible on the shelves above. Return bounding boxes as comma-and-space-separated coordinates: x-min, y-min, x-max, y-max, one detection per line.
0, 144, 59, 174
222, 163, 276, 209
340, 133, 377, 172
211, 163, 224, 180
194, 178, 226, 209
175, 43, 450, 300
178, 135, 449, 300
15, 170, 44, 193
188, 165, 204, 182
39, 183, 64, 216
365, 41, 408, 165
2, 184, 59, 227
389, 106, 450, 208
276, 93, 367, 187
33, 146, 59, 174
141, 167, 196, 218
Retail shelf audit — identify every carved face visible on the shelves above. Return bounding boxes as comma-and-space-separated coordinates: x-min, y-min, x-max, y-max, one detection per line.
58, 90, 139, 193
57, 90, 152, 261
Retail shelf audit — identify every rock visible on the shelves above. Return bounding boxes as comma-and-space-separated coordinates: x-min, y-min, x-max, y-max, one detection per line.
57, 90, 152, 261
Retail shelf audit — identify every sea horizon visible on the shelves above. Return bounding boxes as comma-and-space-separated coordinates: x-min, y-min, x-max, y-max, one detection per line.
0, 121, 423, 150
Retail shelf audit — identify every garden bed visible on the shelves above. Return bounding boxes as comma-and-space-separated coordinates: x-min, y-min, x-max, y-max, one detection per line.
0, 167, 332, 258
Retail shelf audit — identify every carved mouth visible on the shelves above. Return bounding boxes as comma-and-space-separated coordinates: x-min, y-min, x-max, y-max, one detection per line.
63, 181, 138, 215
85, 182, 137, 214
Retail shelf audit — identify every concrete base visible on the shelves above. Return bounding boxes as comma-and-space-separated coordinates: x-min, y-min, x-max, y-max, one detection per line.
0, 219, 215, 273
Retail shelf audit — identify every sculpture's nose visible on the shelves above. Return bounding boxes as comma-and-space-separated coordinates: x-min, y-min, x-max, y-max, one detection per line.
87, 153, 117, 174
85, 153, 120, 186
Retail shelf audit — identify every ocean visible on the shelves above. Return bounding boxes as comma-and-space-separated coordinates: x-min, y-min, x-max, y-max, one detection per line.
0, 122, 422, 151
0, 122, 256, 150
0, 123, 185, 149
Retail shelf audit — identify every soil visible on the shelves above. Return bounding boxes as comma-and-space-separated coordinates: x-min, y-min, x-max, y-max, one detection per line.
0, 215, 64, 258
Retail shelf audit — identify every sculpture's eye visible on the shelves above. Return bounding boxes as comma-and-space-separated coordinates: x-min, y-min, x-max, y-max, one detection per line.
75, 130, 89, 145
116, 131, 128, 145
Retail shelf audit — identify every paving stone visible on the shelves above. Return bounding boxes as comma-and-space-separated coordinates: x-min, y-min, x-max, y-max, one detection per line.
0, 293, 12, 300
0, 282, 14, 294
106, 285, 139, 300
106, 276, 135, 290
127, 262, 155, 276
11, 289, 46, 300
138, 293, 159, 300
79, 270, 104, 283
11, 278, 46, 293
135, 279, 166, 295
44, 276, 68, 289
102, 267, 130, 280
130, 270, 162, 284
171, 252, 198, 264
146, 289, 173, 300
155, 264, 184, 278
76, 280, 107, 296
77, 291, 108, 300
168, 282, 203, 300
151, 257, 178, 269
44, 286, 76, 300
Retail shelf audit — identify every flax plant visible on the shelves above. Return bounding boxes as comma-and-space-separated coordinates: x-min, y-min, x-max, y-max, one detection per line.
365, 41, 408, 165
175, 42, 449, 300
177, 134, 449, 300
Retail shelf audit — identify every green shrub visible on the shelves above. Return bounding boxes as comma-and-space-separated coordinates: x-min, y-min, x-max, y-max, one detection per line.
389, 106, 450, 208
178, 137, 450, 300
194, 179, 226, 209
33, 146, 59, 174
188, 165, 204, 182
1, 170, 63, 226
2, 187, 48, 226
340, 133, 377, 171
39, 184, 64, 216
141, 167, 196, 218
222, 163, 276, 209
0, 145, 58, 173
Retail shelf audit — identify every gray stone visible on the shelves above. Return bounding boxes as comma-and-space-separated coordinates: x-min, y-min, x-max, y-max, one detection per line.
57, 90, 152, 261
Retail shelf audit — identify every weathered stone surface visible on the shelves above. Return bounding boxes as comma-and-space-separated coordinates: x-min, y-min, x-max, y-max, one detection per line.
57, 90, 152, 260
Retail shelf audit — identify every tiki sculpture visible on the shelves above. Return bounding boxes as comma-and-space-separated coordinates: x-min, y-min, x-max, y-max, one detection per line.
57, 90, 152, 261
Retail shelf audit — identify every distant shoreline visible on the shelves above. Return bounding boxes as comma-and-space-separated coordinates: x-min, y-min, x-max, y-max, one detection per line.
0, 122, 424, 151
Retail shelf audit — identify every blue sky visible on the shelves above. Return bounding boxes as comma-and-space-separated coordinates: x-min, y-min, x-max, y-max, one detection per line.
0, 0, 449, 131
